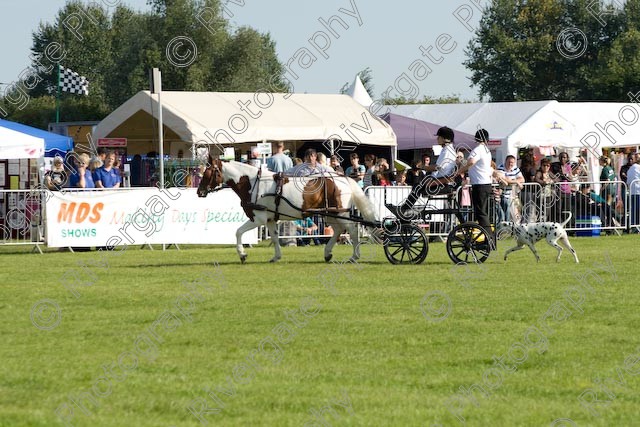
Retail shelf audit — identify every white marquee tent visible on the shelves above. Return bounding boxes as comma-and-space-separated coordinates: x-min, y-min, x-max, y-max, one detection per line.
345, 75, 374, 108
94, 91, 397, 158
385, 100, 565, 159
386, 100, 640, 184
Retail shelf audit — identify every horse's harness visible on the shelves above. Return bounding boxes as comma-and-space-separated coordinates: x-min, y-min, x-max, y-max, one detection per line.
206, 162, 351, 222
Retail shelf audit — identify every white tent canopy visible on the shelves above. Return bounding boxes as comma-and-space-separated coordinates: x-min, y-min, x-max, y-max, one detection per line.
386, 100, 640, 154
0, 126, 45, 159
385, 101, 557, 158
346, 74, 373, 108
94, 91, 396, 148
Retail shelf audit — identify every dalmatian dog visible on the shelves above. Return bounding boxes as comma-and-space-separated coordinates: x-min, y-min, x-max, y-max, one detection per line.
497, 211, 579, 263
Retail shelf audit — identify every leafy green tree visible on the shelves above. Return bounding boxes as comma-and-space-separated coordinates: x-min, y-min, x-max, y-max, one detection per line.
1, 0, 286, 127
465, 0, 627, 101
382, 94, 470, 105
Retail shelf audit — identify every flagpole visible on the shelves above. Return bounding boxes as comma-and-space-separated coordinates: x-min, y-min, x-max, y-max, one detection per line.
56, 64, 60, 123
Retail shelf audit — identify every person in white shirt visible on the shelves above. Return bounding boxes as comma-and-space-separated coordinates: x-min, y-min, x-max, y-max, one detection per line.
457, 129, 493, 230
626, 152, 640, 230
398, 126, 458, 213
498, 155, 525, 221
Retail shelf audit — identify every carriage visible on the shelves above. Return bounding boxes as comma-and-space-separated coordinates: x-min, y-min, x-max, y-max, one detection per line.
378, 190, 494, 265
197, 159, 494, 265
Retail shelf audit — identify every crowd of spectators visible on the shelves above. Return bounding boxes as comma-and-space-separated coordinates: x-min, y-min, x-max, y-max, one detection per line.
45, 147, 125, 191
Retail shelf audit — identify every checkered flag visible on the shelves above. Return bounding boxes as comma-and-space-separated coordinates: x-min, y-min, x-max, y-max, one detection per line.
59, 65, 89, 95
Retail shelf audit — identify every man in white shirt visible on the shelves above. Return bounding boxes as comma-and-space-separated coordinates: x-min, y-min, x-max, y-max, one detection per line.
457, 129, 493, 230
626, 152, 640, 230
498, 155, 524, 221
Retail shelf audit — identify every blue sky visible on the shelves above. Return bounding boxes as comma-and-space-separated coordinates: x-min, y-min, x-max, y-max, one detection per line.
0, 0, 484, 101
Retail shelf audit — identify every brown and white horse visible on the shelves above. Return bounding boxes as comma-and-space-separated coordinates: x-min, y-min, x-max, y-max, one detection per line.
197, 159, 378, 263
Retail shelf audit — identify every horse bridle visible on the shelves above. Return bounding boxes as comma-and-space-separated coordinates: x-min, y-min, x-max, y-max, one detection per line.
204, 161, 225, 194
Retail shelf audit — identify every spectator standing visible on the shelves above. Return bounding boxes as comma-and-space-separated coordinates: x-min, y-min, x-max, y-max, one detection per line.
69, 153, 95, 188
396, 170, 407, 186
97, 147, 107, 164
44, 156, 67, 191
94, 151, 122, 188
345, 153, 365, 187
317, 152, 330, 169
329, 155, 344, 174
599, 155, 616, 208
626, 153, 640, 231
286, 148, 331, 176
534, 158, 556, 222
551, 152, 576, 223
499, 155, 524, 222
266, 141, 293, 173
374, 158, 393, 186
619, 153, 635, 217
519, 153, 537, 222
363, 154, 377, 189
456, 151, 471, 221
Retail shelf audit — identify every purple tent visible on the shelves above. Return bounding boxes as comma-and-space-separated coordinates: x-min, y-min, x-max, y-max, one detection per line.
381, 113, 477, 151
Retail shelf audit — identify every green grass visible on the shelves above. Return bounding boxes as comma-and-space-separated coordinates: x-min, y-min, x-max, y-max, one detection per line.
1, 235, 639, 426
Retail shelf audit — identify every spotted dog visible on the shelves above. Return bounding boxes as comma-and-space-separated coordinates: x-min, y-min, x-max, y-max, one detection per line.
497, 211, 579, 263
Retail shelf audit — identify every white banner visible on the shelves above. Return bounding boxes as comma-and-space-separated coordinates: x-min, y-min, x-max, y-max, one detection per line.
45, 188, 257, 247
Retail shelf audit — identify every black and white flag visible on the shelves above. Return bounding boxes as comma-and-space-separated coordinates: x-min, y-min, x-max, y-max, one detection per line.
59, 65, 89, 95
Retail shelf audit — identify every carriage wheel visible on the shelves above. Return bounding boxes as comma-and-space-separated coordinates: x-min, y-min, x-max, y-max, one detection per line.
446, 223, 493, 264
383, 224, 429, 265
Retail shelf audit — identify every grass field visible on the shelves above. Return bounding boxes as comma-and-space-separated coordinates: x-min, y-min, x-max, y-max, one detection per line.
1, 235, 639, 427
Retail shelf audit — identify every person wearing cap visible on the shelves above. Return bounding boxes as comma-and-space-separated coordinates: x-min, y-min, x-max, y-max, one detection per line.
626, 152, 640, 231
44, 156, 67, 191
397, 126, 458, 213
457, 129, 494, 231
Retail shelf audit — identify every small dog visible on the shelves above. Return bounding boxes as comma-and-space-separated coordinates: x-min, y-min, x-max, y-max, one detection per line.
498, 211, 579, 263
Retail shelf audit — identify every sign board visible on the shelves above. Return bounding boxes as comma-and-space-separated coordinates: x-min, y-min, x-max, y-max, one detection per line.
45, 188, 257, 247
98, 138, 127, 147
223, 147, 235, 160
257, 142, 272, 156
488, 139, 502, 146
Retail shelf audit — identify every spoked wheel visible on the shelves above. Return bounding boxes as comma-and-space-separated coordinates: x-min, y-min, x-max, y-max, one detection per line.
383, 224, 429, 264
446, 222, 493, 264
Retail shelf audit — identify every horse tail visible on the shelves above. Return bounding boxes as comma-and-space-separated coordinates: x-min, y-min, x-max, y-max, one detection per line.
348, 178, 378, 225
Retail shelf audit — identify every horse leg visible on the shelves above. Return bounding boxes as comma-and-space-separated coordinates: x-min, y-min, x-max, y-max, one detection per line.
267, 220, 282, 263
324, 220, 340, 263
348, 222, 361, 263
235, 220, 259, 263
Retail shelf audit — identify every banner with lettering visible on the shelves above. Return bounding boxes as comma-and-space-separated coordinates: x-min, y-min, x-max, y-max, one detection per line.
45, 188, 258, 247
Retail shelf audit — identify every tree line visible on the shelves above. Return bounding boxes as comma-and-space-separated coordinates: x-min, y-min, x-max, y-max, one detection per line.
466, 0, 640, 101
0, 0, 286, 128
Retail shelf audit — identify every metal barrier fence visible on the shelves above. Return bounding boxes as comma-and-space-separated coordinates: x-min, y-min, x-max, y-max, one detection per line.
0, 189, 46, 252
2, 179, 638, 252
630, 178, 640, 232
